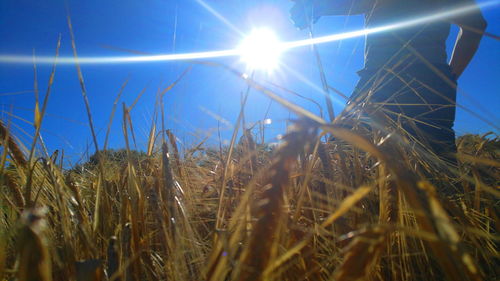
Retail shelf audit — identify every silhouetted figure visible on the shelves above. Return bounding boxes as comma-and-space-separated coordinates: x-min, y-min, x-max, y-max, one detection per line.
290, 0, 487, 166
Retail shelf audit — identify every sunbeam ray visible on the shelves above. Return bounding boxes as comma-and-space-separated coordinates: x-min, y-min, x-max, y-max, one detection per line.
0, 0, 496, 65
194, 0, 244, 36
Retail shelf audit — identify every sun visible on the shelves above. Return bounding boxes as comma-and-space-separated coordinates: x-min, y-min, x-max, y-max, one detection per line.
238, 28, 283, 72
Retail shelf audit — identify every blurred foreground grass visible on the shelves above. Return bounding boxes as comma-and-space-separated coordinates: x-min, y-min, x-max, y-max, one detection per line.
0, 60, 499, 281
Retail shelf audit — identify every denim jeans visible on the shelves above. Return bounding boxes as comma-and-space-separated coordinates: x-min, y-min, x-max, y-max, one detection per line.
348, 63, 458, 165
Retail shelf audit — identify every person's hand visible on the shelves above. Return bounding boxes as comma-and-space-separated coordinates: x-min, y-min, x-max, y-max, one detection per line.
290, 0, 321, 30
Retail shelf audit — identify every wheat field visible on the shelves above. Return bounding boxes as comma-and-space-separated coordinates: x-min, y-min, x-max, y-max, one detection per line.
0, 38, 499, 281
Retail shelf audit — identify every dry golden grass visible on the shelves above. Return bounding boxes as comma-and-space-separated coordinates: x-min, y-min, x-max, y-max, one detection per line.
0, 53, 498, 281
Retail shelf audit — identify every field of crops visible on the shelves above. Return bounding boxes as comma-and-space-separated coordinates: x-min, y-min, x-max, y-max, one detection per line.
1, 55, 499, 281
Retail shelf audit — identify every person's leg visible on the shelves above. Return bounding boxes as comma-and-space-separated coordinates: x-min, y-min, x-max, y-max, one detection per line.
408, 65, 458, 167
332, 74, 376, 140
389, 65, 461, 195
379, 65, 458, 162
342, 65, 458, 164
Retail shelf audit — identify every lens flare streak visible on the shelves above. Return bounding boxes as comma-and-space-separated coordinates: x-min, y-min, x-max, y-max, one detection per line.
0, 1, 496, 65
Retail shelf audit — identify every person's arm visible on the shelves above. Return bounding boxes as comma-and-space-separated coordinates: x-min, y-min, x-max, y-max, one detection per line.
449, 0, 487, 79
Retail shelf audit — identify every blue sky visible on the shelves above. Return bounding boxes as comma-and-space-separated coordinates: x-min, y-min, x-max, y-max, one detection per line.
0, 0, 498, 164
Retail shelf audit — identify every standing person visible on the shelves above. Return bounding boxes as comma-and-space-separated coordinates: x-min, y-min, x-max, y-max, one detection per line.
290, 0, 487, 168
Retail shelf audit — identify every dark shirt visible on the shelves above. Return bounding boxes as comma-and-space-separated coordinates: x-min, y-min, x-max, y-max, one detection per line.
322, 0, 454, 74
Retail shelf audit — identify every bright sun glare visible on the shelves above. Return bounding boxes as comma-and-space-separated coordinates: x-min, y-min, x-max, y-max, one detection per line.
238, 28, 283, 72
